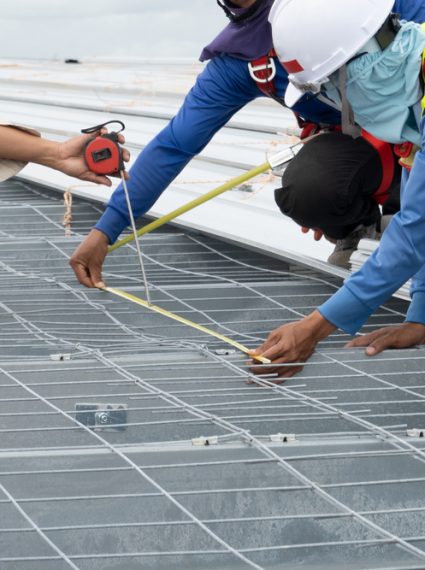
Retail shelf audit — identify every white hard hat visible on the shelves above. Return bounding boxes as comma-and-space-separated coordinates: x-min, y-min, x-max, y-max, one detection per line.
269, 0, 394, 107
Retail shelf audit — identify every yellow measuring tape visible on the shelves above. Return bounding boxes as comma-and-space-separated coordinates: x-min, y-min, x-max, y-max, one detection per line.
102, 286, 271, 364
104, 151, 306, 362
108, 161, 271, 252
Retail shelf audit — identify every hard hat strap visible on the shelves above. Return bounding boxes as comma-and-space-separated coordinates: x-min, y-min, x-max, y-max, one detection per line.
216, 0, 265, 24
339, 65, 361, 139
375, 13, 401, 51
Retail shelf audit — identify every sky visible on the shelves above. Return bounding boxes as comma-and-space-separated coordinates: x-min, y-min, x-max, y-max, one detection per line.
0, 0, 225, 60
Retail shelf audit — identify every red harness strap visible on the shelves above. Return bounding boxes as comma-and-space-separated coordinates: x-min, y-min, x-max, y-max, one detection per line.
248, 56, 395, 205
248, 49, 278, 96
393, 141, 418, 171
361, 129, 395, 205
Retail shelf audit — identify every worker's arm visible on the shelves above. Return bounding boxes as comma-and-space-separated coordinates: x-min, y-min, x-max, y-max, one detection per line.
95, 55, 259, 245
345, 322, 425, 355
345, 237, 425, 355
70, 55, 260, 288
0, 125, 128, 186
94, 52, 343, 248
251, 123, 425, 376
249, 311, 336, 380
344, 275, 425, 354
318, 141, 425, 334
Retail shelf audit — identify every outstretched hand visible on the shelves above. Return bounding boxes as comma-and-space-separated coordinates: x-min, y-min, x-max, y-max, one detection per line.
54, 130, 130, 185
346, 322, 425, 356
249, 311, 336, 382
69, 229, 109, 288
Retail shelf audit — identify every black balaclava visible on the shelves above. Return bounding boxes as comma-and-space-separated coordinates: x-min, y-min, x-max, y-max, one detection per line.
275, 132, 397, 240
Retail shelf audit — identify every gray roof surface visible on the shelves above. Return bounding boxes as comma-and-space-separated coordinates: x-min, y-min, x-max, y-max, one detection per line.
1, 179, 425, 570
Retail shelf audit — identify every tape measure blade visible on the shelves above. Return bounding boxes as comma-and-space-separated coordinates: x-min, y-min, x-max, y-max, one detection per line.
101, 287, 270, 364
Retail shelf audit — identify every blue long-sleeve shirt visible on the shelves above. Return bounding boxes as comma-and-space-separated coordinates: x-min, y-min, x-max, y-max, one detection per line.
95, 54, 340, 243
96, 0, 425, 245
317, 2, 425, 333
319, 117, 425, 333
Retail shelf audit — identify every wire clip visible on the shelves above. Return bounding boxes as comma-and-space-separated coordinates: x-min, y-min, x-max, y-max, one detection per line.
50, 353, 71, 361
407, 429, 425, 438
270, 433, 296, 443
192, 436, 219, 446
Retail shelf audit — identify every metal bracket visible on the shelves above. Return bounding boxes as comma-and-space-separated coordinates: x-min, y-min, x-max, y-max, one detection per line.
267, 144, 302, 173
192, 436, 219, 446
75, 403, 127, 431
407, 429, 425, 438
270, 433, 296, 443
50, 353, 71, 361
214, 349, 237, 356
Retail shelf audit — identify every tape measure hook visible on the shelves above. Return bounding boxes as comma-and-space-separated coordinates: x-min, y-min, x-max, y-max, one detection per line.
81, 120, 125, 135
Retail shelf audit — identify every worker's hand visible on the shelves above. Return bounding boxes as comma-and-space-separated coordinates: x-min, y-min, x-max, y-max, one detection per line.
346, 323, 425, 356
53, 129, 130, 186
249, 311, 336, 382
69, 229, 109, 288
301, 227, 324, 242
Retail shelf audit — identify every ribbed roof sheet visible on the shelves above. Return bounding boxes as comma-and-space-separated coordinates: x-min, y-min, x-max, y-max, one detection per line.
1, 179, 425, 569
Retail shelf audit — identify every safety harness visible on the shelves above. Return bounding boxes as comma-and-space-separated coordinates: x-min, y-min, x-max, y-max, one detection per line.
248, 51, 396, 204
248, 49, 277, 95
392, 23, 425, 171
361, 130, 395, 205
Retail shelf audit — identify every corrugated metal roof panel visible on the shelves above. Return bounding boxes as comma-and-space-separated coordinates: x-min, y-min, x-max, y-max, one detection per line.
1, 178, 425, 569
0, 58, 337, 265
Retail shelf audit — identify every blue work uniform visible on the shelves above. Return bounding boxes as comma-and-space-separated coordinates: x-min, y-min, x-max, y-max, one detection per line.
95, 57, 339, 243
320, 114, 425, 332
319, 4, 425, 333
95, 0, 425, 249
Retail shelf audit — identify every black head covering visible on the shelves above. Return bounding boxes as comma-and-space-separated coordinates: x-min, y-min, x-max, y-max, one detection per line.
274, 132, 398, 240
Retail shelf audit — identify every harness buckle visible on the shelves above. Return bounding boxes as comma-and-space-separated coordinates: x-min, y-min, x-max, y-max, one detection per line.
394, 142, 419, 171
248, 57, 276, 84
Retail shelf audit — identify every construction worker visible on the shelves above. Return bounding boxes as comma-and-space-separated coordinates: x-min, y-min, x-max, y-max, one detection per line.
274, 130, 401, 267
70, 0, 425, 285
249, 0, 425, 378
0, 124, 128, 186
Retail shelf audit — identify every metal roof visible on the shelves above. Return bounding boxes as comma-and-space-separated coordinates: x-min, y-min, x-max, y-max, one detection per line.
2, 178, 425, 570
0, 58, 337, 267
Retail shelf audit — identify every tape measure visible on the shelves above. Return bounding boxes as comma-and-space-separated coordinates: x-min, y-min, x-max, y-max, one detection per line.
101, 286, 271, 364
82, 120, 125, 175
81, 120, 270, 364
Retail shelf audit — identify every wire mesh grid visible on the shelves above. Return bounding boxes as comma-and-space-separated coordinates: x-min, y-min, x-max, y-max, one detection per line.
0, 179, 424, 570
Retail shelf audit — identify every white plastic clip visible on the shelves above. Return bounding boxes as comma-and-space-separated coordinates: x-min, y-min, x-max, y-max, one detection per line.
248, 57, 276, 84
50, 353, 71, 361
407, 429, 425, 438
192, 436, 219, 446
270, 433, 296, 443
267, 143, 304, 170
